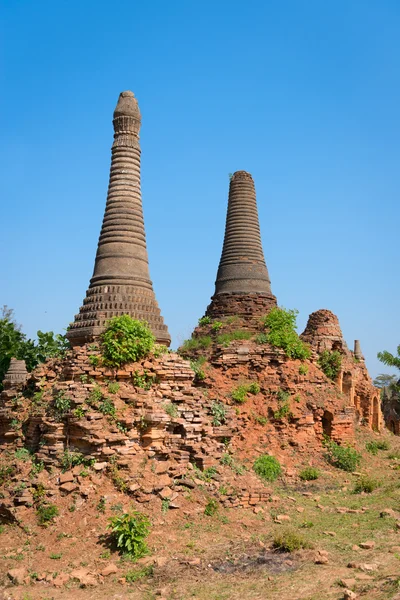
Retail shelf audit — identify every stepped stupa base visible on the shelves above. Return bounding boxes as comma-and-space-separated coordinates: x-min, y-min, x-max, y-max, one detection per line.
206, 292, 277, 328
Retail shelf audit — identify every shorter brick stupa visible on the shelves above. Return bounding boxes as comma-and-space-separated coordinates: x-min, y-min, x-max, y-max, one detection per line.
205, 171, 277, 324
67, 91, 170, 347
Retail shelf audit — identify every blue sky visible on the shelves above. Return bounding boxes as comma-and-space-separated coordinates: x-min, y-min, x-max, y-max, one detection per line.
1, 0, 399, 378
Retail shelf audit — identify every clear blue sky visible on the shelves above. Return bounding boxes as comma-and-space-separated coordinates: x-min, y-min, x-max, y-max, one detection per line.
1, 0, 399, 378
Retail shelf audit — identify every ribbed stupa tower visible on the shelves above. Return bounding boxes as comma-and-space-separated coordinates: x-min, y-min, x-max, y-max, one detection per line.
205, 171, 277, 324
67, 91, 170, 347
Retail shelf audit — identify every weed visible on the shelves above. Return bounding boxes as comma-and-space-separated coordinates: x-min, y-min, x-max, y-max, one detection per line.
366, 440, 389, 455
299, 363, 309, 375
100, 550, 111, 559
180, 336, 212, 354
107, 381, 120, 394
198, 316, 211, 326
220, 453, 245, 475
299, 467, 319, 481
273, 529, 311, 552
353, 476, 380, 494
37, 503, 59, 525
216, 330, 252, 346
162, 403, 178, 418
0, 463, 15, 484
53, 391, 71, 417
210, 401, 227, 426
204, 499, 219, 516
132, 370, 154, 390
211, 321, 223, 332
219, 486, 228, 495
190, 356, 207, 380
97, 496, 106, 513
49, 553, 62, 559
324, 439, 361, 472
161, 498, 170, 513
73, 406, 86, 419
231, 381, 260, 404
253, 455, 281, 482
14, 448, 31, 461
61, 450, 94, 472
108, 511, 151, 559
99, 397, 116, 417
88, 354, 100, 367
253, 413, 268, 425
125, 565, 153, 583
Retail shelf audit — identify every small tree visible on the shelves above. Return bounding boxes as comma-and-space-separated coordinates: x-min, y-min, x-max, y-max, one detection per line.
100, 316, 155, 367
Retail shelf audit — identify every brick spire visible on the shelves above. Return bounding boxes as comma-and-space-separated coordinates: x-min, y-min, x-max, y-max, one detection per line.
67, 91, 170, 347
206, 171, 277, 322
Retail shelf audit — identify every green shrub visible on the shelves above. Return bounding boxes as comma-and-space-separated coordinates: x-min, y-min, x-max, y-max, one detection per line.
253, 455, 281, 482
100, 316, 155, 367
198, 316, 211, 326
324, 439, 361, 472
298, 363, 309, 375
273, 529, 311, 552
366, 440, 389, 455
274, 389, 292, 420
88, 384, 104, 405
299, 467, 319, 481
108, 512, 150, 559
73, 406, 86, 419
204, 499, 219, 516
53, 391, 71, 417
37, 503, 59, 525
61, 450, 94, 472
318, 350, 342, 380
248, 382, 260, 394
211, 321, 223, 332
216, 330, 252, 347
262, 308, 311, 360
353, 475, 380, 494
210, 401, 227, 426
253, 413, 268, 425
132, 370, 154, 390
99, 397, 116, 417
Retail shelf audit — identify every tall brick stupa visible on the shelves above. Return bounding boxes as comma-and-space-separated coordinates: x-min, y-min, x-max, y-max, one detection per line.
67, 91, 170, 347
205, 171, 277, 323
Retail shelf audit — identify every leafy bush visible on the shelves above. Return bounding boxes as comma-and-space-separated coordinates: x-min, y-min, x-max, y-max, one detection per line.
108, 512, 150, 559
61, 450, 94, 472
274, 389, 292, 420
53, 391, 71, 417
14, 448, 31, 461
216, 330, 252, 346
210, 401, 227, 426
211, 321, 223, 332
253, 455, 281, 482
204, 499, 219, 516
261, 308, 311, 360
198, 316, 211, 326
353, 475, 380, 494
324, 439, 361, 472
273, 529, 311, 552
132, 370, 154, 390
318, 350, 342, 380
99, 397, 116, 417
299, 467, 319, 481
366, 440, 389, 455
100, 316, 155, 367
37, 503, 59, 525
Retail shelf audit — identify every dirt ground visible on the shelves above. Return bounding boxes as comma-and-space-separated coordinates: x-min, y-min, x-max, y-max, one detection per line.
2, 428, 400, 600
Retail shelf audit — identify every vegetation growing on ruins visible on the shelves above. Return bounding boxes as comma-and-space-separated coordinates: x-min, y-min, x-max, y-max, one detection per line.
0, 306, 69, 390
180, 335, 212, 354
216, 330, 252, 346
253, 455, 282, 482
273, 529, 311, 552
210, 400, 227, 426
100, 316, 155, 367
260, 307, 311, 360
190, 356, 207, 380
366, 440, 390, 455
230, 381, 260, 404
324, 438, 361, 472
317, 350, 342, 380
299, 467, 319, 481
108, 511, 151, 559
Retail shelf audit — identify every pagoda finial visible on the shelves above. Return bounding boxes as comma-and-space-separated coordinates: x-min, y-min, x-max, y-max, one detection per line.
67, 91, 170, 347
205, 171, 277, 323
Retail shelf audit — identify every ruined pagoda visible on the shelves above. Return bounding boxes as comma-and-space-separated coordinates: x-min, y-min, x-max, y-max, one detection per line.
67, 91, 170, 346
205, 170, 277, 324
